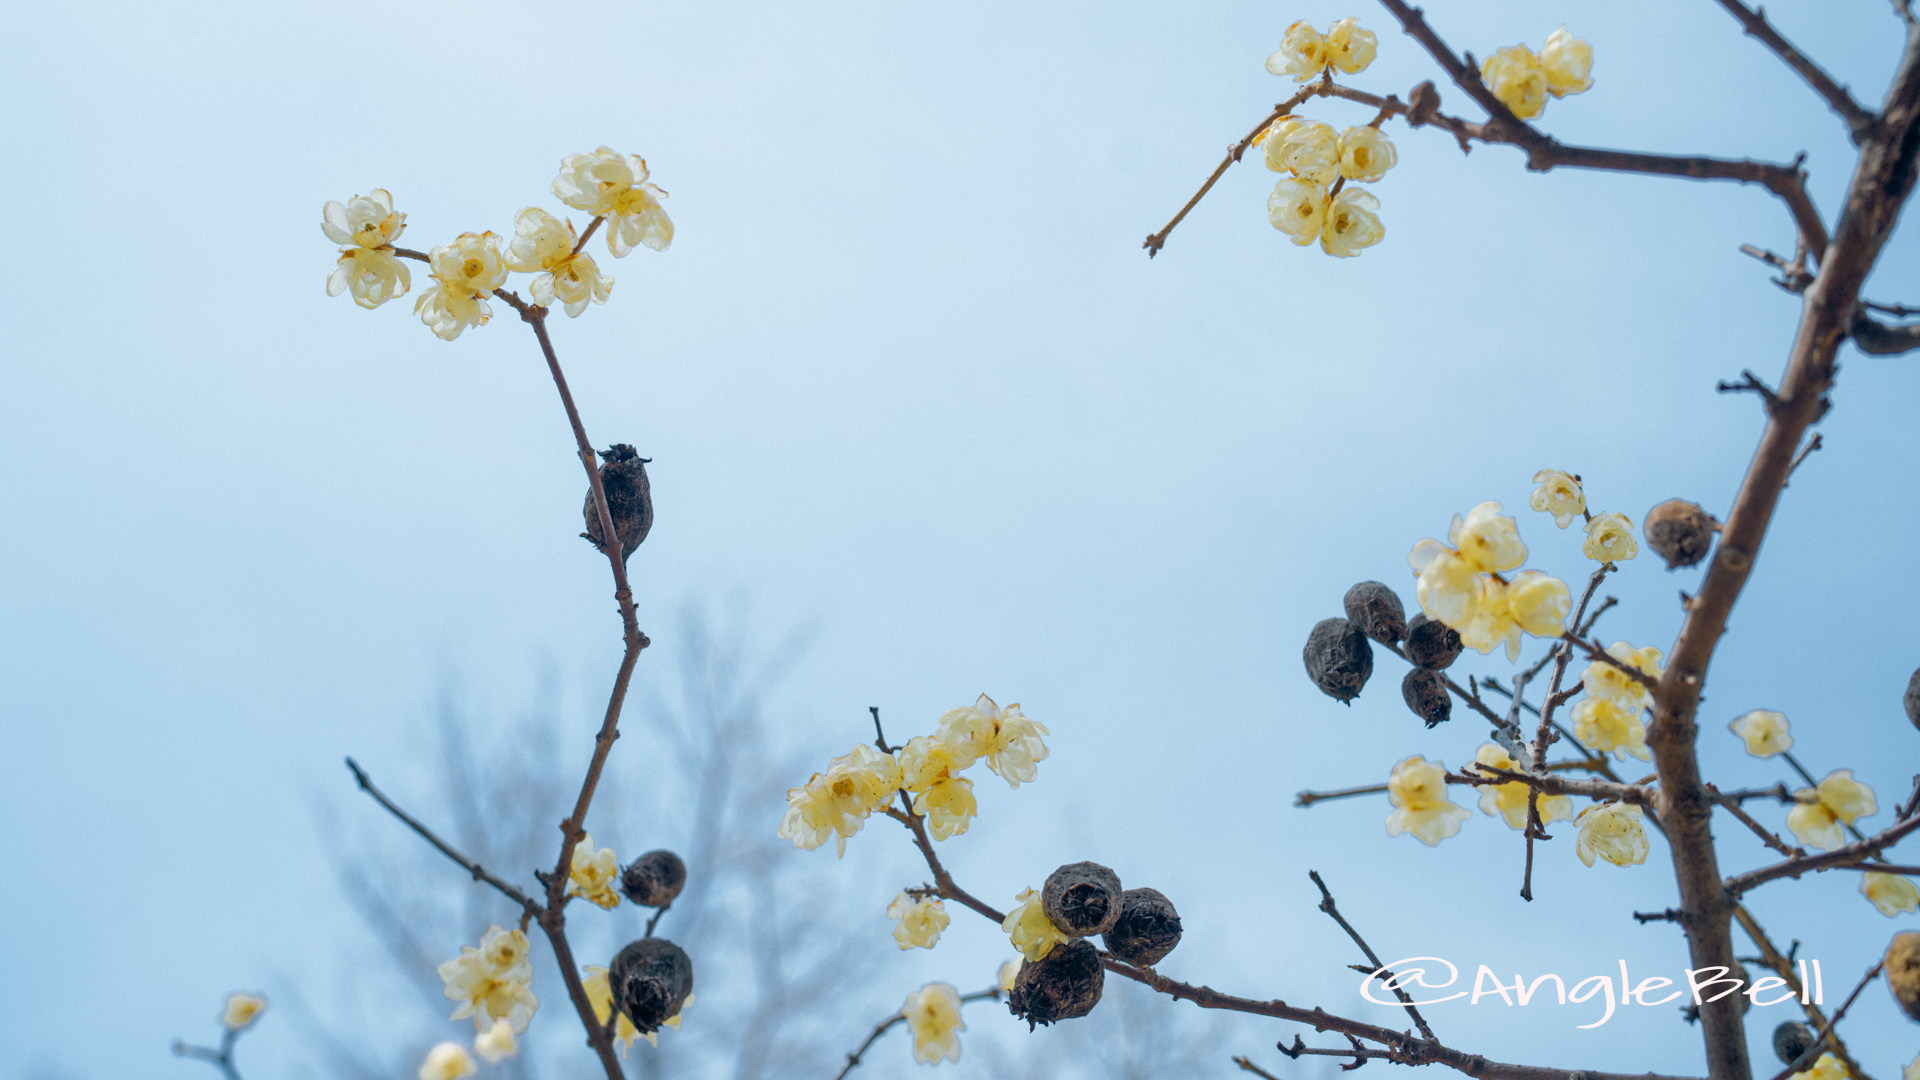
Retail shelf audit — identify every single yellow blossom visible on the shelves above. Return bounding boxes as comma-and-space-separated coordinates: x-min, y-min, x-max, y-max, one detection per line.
1385, 756, 1471, 846
1539, 27, 1594, 98
1583, 512, 1638, 563
1320, 187, 1384, 257
1451, 502, 1527, 573
1277, 121, 1340, 185
1268, 179, 1328, 246
606, 181, 673, 257
1728, 710, 1792, 758
419, 1043, 476, 1080
1580, 642, 1662, 711
415, 232, 508, 341
1260, 117, 1303, 173
1408, 540, 1479, 626
1481, 45, 1547, 119
1787, 770, 1876, 851
1529, 469, 1585, 528
1336, 126, 1396, 182
1507, 571, 1571, 640
1324, 18, 1377, 74
998, 959, 1021, 993
583, 965, 641, 1057
887, 892, 950, 950
937, 694, 1050, 787
1790, 1054, 1847, 1080
438, 925, 538, 1032
1003, 887, 1071, 961
1863, 871, 1919, 917
1572, 696, 1649, 761
322, 189, 406, 249
568, 832, 622, 909
1455, 575, 1517, 660
902, 983, 965, 1065
901, 732, 979, 786
552, 147, 644, 216
221, 994, 266, 1030
1473, 743, 1573, 829
474, 1019, 517, 1064
1266, 21, 1329, 82
899, 734, 979, 839
915, 775, 977, 840
1575, 803, 1649, 867
328, 247, 411, 309
778, 743, 904, 857
506, 207, 613, 318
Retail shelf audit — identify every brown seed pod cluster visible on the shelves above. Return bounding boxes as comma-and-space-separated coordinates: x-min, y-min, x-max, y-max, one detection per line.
1888, 931, 1920, 1022
1401, 668, 1451, 728
1042, 861, 1123, 937
1101, 887, 1181, 967
1342, 581, 1406, 644
1771, 1021, 1816, 1065
1008, 939, 1104, 1029
1905, 667, 1920, 732
584, 444, 654, 562
1303, 617, 1373, 703
621, 850, 687, 907
609, 938, 694, 1032
1643, 499, 1716, 570
1404, 613, 1461, 671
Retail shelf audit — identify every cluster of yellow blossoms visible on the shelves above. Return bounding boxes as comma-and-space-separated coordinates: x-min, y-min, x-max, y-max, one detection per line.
437, 925, 539, 1033
1408, 502, 1569, 661
1385, 753, 1649, 865
1480, 28, 1593, 121
567, 832, 622, 909
416, 1020, 518, 1080
583, 967, 691, 1055
1259, 19, 1390, 258
321, 146, 672, 341
1267, 17, 1376, 82
1531, 469, 1639, 562
1571, 642, 1663, 761
1473, 743, 1571, 828
779, 695, 1048, 856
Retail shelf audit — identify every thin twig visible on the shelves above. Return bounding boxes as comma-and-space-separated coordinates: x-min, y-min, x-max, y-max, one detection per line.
1764, 962, 1883, 1080
1866, 299, 1920, 318
829, 985, 1003, 1080
1726, 812, 1920, 895
1711, 0, 1877, 142
1733, 905, 1870, 1080
571, 215, 606, 256
1787, 433, 1824, 479
1236, 1056, 1287, 1079
1711, 789, 1801, 857
1143, 83, 1327, 256
1309, 870, 1436, 1042
344, 758, 542, 913
172, 1028, 244, 1080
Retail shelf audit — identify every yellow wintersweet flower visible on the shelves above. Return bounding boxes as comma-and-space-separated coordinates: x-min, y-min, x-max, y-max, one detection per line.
887, 892, 950, 950
1580, 642, 1662, 711
915, 775, 977, 840
583, 965, 641, 1057
1507, 571, 1571, 640
902, 732, 979, 786
998, 959, 1021, 993
1268, 179, 1328, 246
1385, 756, 1471, 846
1908, 1053, 1919, 1080
1336, 126, 1396, 182
552, 147, 644, 216
419, 1043, 477, 1080
1455, 575, 1517, 659
322, 189, 406, 250
322, 189, 411, 308
1481, 45, 1547, 120
1529, 470, 1585, 528
938, 694, 1050, 787
328, 247, 411, 309
1408, 540, 1480, 627
1451, 502, 1528, 573
474, 1019, 517, 1064
1791, 1055, 1847, 1080
1539, 27, 1594, 98
221, 993, 266, 1030
1473, 743, 1573, 829
438, 925, 538, 1032
1863, 871, 1919, 917
899, 736, 979, 836
606, 182, 673, 257
1728, 710, 1792, 757
902, 983, 965, 1065
1003, 887, 1071, 961
1583, 512, 1638, 563
506, 208, 613, 318
568, 832, 622, 909
1572, 696, 1648, 761
1575, 803, 1649, 867
1260, 117, 1303, 173
1787, 770, 1876, 852
1277, 121, 1340, 185
778, 743, 905, 856
1324, 18, 1377, 75
415, 232, 509, 341
1320, 188, 1384, 258
1266, 21, 1329, 82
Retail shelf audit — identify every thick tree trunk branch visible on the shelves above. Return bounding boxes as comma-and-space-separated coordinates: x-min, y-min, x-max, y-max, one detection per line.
1850, 310, 1920, 352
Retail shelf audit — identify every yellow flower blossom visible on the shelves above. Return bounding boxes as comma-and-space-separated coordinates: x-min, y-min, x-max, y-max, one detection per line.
438, 925, 539, 1032
1451, 502, 1527, 573
1583, 512, 1638, 563
902, 983, 965, 1065
1481, 45, 1547, 120
1529, 469, 1585, 528
1473, 743, 1573, 829
568, 832, 622, 909
937, 694, 1050, 787
902, 732, 979, 785
1580, 642, 1662, 711
552, 147, 644, 216
1385, 756, 1471, 846
506, 207, 613, 318
916, 776, 977, 840
1572, 696, 1649, 761
1907, 1054, 1919, 1080
1268, 179, 1328, 246
1003, 887, 1071, 961
328, 247, 411, 309
1277, 121, 1340, 185
474, 1019, 517, 1064
998, 959, 1021, 993
1324, 18, 1377, 75
1260, 117, 1303, 173
1455, 575, 1517, 659
1728, 710, 1792, 758
606, 181, 673, 257
1791, 1055, 1847, 1080
419, 1043, 476, 1080
1408, 540, 1479, 627
778, 742, 904, 856
1266, 21, 1329, 82
221, 994, 266, 1030
1575, 803, 1649, 867
1863, 871, 1919, 917
1539, 27, 1594, 98
887, 892, 950, 950
583, 965, 641, 1057
899, 734, 979, 839
322, 189, 406, 250
1321, 188, 1384, 257
415, 232, 508, 341
1787, 770, 1876, 851
1507, 571, 1571, 639
1336, 126, 1396, 182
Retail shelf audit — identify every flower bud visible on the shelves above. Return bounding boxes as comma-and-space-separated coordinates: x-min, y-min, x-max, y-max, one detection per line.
1643, 500, 1715, 570
1772, 1021, 1816, 1066
1888, 931, 1920, 1022
1905, 667, 1920, 732
1343, 581, 1406, 644
585, 445, 653, 562
608, 938, 694, 1033
620, 850, 687, 907
1402, 668, 1451, 727
1101, 887, 1181, 967
1007, 938, 1104, 1028
1042, 861, 1123, 938
1304, 618, 1373, 703
1404, 613, 1462, 671
1407, 81, 1440, 126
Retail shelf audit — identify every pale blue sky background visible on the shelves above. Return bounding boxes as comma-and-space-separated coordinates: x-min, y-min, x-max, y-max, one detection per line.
3, 0, 1918, 1077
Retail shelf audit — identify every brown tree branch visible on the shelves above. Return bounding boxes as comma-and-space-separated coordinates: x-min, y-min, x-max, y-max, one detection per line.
1448, 764, 1654, 805
1731, 905, 1869, 1080
1763, 961, 1882, 1080
1143, 81, 1331, 256
829, 984, 1003, 1080
343, 757, 542, 914
1850, 309, 1920, 353
1309, 870, 1437, 1042
1711, 0, 1877, 142
1725, 811, 1920, 896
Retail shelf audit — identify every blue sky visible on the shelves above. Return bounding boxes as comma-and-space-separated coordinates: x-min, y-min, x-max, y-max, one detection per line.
2, 0, 1917, 1077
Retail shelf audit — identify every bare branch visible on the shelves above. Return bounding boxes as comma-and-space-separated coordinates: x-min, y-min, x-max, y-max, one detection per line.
1717, 369, 1783, 412
830, 984, 1003, 1080
343, 757, 542, 913
1143, 81, 1330, 256
1309, 870, 1437, 1042
1851, 308, 1920, 353
1726, 811, 1920, 896
1712, 0, 1877, 141
1732, 905, 1871, 1079
1448, 764, 1654, 805
1763, 961, 1883, 1080
1787, 433, 1824, 479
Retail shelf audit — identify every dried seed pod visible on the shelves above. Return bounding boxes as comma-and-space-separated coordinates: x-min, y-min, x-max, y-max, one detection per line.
1101, 887, 1181, 967
1343, 581, 1406, 645
1643, 499, 1716, 570
584, 444, 653, 562
1303, 618, 1373, 703
1407, 81, 1441, 126
608, 938, 694, 1033
620, 850, 687, 907
1905, 667, 1920, 732
1042, 861, 1123, 937
1401, 667, 1451, 728
1008, 938, 1104, 1028
1404, 613, 1462, 671
1887, 931, 1920, 1022
1771, 1021, 1816, 1066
